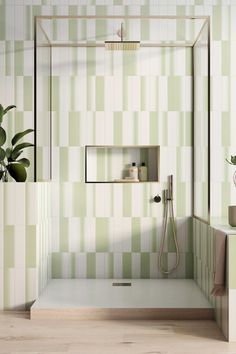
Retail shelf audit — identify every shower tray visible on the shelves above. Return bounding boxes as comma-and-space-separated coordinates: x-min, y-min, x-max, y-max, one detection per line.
30, 279, 214, 320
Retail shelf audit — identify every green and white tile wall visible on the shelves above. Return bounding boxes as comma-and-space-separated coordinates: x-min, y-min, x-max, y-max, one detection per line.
51, 26, 193, 278
0, 183, 51, 310
0, 0, 236, 303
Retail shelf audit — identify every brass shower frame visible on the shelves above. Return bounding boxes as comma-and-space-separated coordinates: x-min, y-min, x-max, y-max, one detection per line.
34, 15, 211, 224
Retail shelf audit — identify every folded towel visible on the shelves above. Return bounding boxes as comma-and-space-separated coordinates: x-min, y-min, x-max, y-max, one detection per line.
211, 229, 227, 296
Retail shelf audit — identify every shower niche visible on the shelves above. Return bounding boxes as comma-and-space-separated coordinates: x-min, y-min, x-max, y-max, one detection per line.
85, 145, 160, 183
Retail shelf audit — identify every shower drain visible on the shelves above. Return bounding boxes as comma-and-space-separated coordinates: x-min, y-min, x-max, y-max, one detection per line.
112, 282, 132, 286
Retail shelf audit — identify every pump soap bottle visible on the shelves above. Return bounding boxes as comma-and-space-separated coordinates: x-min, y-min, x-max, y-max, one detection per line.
139, 162, 147, 182
129, 162, 138, 180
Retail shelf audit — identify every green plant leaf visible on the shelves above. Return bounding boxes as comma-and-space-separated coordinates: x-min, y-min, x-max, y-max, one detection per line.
231, 156, 236, 165
7, 163, 27, 182
11, 142, 34, 155
17, 158, 30, 168
5, 148, 12, 158
10, 149, 23, 161
0, 105, 3, 124
11, 129, 34, 146
0, 147, 5, 161
0, 170, 4, 180
3, 105, 16, 115
0, 127, 6, 146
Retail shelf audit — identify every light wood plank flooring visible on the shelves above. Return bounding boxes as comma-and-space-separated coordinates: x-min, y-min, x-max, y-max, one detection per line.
0, 311, 236, 353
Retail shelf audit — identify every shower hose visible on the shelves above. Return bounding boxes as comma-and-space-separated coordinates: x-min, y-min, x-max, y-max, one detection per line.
158, 193, 180, 275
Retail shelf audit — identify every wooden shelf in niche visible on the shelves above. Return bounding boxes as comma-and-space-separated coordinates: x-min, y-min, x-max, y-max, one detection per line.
85, 145, 160, 183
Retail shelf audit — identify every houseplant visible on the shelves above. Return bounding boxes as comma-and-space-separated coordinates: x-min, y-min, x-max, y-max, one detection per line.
226, 155, 236, 226
0, 104, 34, 182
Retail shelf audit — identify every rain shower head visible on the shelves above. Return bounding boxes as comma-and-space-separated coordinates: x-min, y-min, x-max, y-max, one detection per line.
105, 22, 140, 50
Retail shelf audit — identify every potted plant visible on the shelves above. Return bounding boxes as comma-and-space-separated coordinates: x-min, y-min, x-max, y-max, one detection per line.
226, 155, 236, 227
0, 104, 34, 182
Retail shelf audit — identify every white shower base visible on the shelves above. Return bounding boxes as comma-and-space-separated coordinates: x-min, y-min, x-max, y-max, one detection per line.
31, 279, 214, 320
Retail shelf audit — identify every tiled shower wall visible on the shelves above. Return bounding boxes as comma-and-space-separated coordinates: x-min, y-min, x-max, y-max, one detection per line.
50, 41, 193, 278
0, 183, 51, 310
0, 0, 235, 304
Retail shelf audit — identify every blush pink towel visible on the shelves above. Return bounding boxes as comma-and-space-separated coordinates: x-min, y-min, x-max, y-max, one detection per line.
211, 229, 227, 297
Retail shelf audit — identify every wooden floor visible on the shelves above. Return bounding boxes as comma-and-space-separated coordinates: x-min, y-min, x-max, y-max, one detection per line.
0, 312, 236, 353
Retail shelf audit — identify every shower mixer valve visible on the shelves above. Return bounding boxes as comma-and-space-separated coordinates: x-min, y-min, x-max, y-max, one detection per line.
154, 195, 161, 203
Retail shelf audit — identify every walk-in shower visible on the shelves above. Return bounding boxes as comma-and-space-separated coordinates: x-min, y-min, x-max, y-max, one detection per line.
32, 15, 211, 321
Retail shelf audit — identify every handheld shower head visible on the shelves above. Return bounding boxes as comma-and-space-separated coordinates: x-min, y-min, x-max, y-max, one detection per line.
167, 175, 173, 201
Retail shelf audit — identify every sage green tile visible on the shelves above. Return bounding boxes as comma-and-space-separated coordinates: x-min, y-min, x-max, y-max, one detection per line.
96, 18, 106, 38
73, 183, 86, 217
221, 113, 230, 147
186, 48, 192, 76
60, 147, 68, 182
123, 184, 132, 216
52, 77, 59, 111
96, 218, 109, 252
141, 19, 149, 40
151, 218, 157, 252
177, 182, 186, 217
122, 252, 131, 278
123, 51, 136, 76
107, 253, 114, 278
187, 217, 193, 252
69, 112, 80, 146
141, 252, 150, 278
24, 77, 33, 111
14, 41, 23, 76
185, 252, 194, 278
222, 41, 230, 76
167, 221, 176, 252
80, 218, 85, 252
52, 253, 62, 278
113, 112, 123, 145
132, 218, 140, 252
168, 77, 181, 111
60, 218, 69, 252
149, 111, 158, 145
14, 111, 24, 139
96, 77, 104, 111
4, 226, 14, 268
96, 6, 107, 16
213, 6, 222, 40
26, 225, 36, 268
87, 253, 96, 278
87, 48, 96, 76
0, 5, 5, 40
5, 41, 12, 76
71, 253, 76, 278
68, 13, 77, 41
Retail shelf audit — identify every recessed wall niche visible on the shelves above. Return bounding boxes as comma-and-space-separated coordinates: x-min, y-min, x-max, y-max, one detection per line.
85, 145, 160, 183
